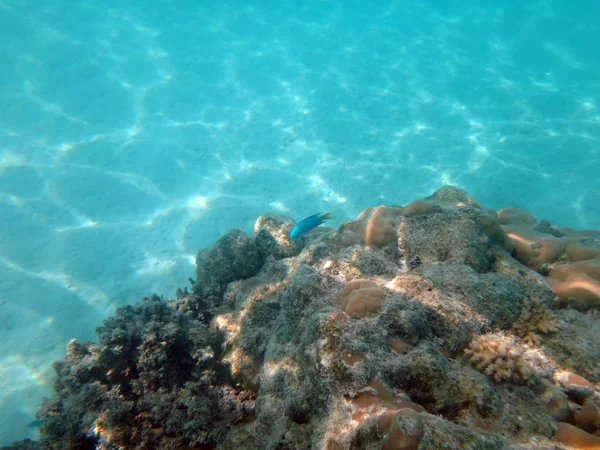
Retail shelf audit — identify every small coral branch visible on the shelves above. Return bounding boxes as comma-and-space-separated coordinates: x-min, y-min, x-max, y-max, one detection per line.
512, 297, 561, 346
465, 333, 554, 384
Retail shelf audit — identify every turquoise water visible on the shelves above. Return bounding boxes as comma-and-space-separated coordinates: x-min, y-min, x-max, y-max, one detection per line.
0, 0, 599, 444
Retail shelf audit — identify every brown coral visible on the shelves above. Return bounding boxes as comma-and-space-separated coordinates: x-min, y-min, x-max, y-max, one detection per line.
337, 279, 386, 318
497, 207, 537, 226
348, 379, 424, 423
340, 205, 403, 248
504, 227, 565, 271
554, 422, 600, 448
574, 399, 600, 433
548, 259, 600, 311
475, 214, 515, 253
401, 199, 440, 217
379, 408, 424, 450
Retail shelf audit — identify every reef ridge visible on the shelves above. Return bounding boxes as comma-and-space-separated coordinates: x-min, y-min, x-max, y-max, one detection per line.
4, 186, 600, 450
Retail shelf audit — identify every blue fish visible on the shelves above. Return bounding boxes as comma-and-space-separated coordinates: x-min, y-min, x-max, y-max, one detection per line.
290, 212, 334, 240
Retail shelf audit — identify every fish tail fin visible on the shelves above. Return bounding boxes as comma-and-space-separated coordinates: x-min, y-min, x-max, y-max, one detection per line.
321, 212, 335, 221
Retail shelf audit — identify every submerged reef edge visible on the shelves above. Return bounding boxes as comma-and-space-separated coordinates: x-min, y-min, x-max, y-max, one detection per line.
5, 185, 600, 450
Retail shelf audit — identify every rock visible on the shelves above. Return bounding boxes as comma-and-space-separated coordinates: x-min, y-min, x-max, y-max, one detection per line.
193, 229, 263, 302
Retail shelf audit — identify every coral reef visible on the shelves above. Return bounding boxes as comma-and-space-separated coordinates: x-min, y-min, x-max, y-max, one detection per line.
5, 185, 600, 450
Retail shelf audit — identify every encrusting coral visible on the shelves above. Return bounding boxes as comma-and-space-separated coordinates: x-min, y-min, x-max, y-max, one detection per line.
4, 185, 600, 450
337, 279, 386, 318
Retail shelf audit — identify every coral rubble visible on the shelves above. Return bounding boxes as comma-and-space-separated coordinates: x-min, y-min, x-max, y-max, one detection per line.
5, 185, 600, 450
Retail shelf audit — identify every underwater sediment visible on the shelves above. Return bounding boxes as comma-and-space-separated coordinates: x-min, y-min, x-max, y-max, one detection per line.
4, 185, 600, 450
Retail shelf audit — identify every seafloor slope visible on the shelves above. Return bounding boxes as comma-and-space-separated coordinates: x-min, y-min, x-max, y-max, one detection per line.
4, 186, 600, 450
